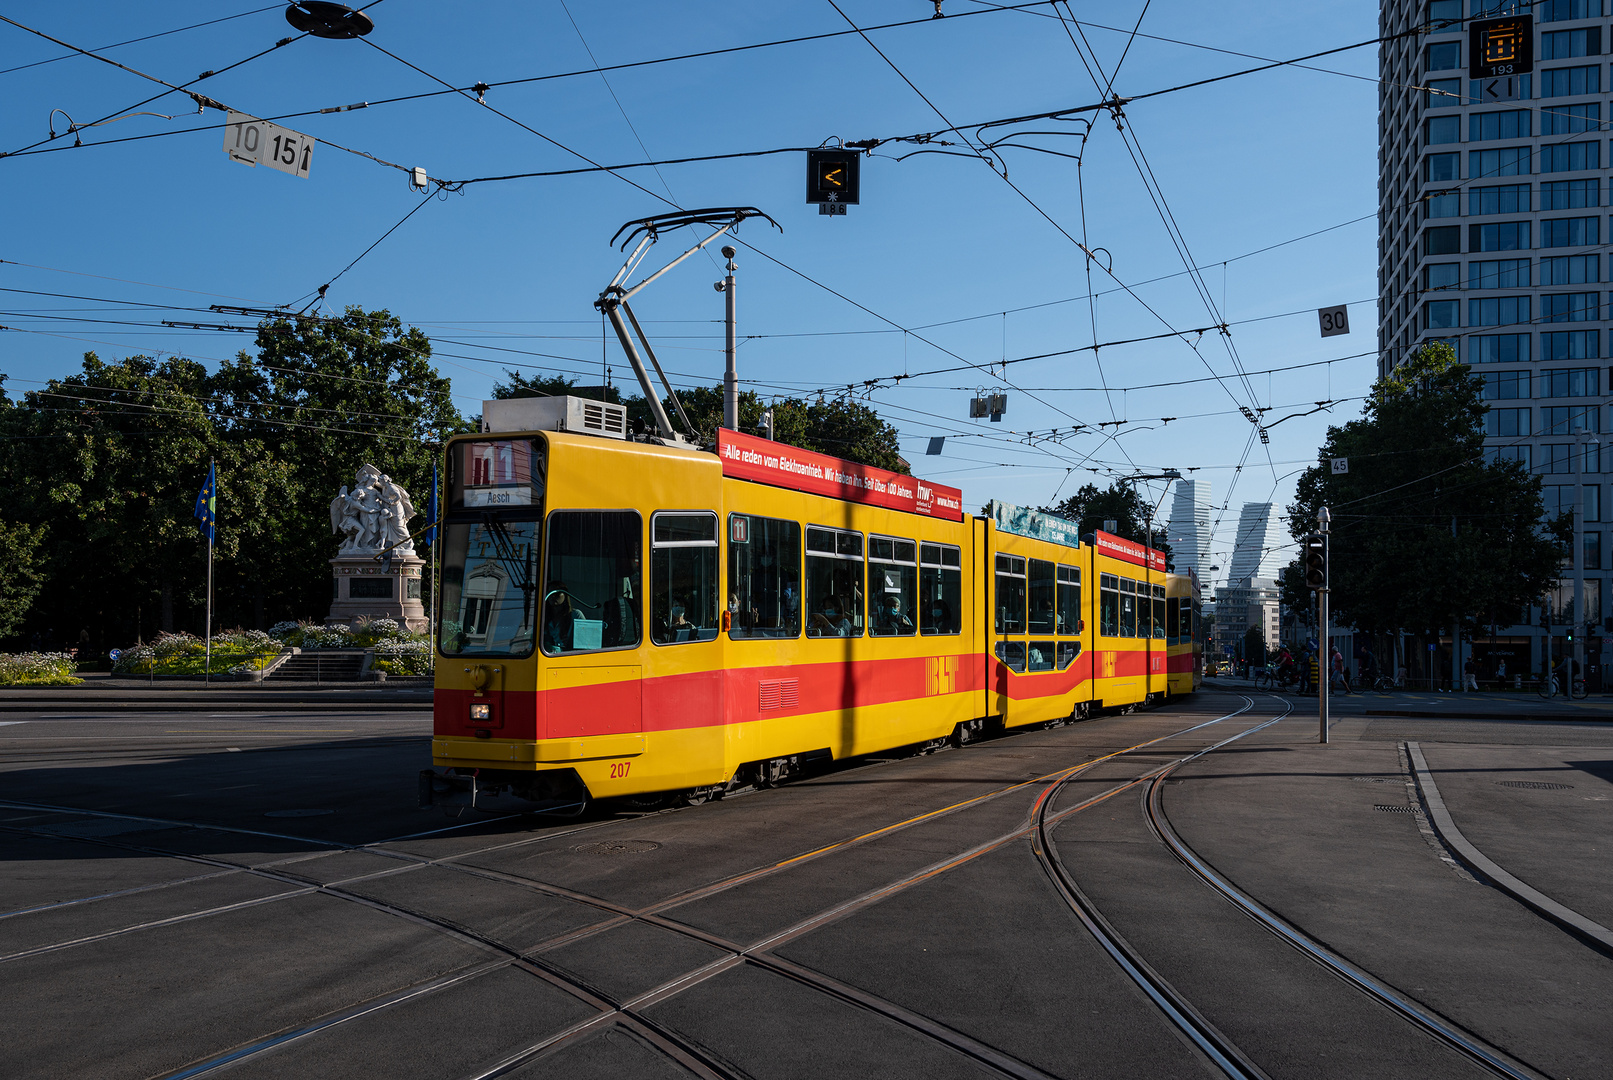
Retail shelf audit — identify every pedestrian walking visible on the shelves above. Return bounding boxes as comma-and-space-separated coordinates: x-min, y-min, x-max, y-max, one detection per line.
1495, 657, 1507, 686
1463, 656, 1479, 692
1330, 646, 1353, 694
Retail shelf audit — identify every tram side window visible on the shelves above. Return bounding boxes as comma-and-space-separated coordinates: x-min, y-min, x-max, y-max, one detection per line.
1180, 598, 1193, 640
1099, 574, 1120, 636
1028, 559, 1056, 634
1152, 584, 1167, 640
1119, 578, 1138, 637
920, 543, 962, 635
1056, 565, 1080, 635
995, 641, 1026, 672
1166, 597, 1180, 645
650, 513, 719, 645
728, 514, 802, 639
995, 554, 1027, 634
1057, 641, 1080, 669
542, 511, 642, 654
1028, 640, 1055, 672
869, 536, 918, 636
806, 527, 864, 637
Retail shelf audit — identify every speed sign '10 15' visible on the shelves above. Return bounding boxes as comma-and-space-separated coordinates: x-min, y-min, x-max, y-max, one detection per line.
223, 112, 314, 179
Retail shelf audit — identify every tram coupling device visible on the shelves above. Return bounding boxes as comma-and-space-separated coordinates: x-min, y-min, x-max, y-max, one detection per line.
594, 207, 780, 445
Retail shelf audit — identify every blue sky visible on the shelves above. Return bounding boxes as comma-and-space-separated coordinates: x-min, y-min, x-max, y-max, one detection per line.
1, 1, 1381, 579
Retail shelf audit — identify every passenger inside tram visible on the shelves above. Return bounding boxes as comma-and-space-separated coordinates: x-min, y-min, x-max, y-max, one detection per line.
809, 594, 854, 637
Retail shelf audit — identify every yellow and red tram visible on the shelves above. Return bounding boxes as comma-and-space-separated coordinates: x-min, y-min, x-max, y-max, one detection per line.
430, 407, 1203, 809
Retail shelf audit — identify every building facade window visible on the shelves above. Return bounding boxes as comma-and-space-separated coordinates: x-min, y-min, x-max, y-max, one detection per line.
1540, 64, 1602, 97
1541, 368, 1602, 398
1540, 254, 1600, 284
1425, 41, 1461, 70
1469, 221, 1531, 250
1470, 183, 1530, 215
1424, 225, 1462, 255
1424, 262, 1461, 290
1471, 146, 1534, 177
1541, 179, 1599, 210
1485, 407, 1531, 436
1471, 110, 1531, 141
1542, 292, 1601, 321
1538, 0, 1603, 21
1542, 102, 1602, 136
1426, 115, 1461, 145
1471, 333, 1531, 363
1544, 444, 1577, 473
1426, 77, 1463, 108
1541, 403, 1602, 435
1540, 142, 1600, 171
1426, 299, 1461, 328
1470, 295, 1532, 325
1542, 329, 1600, 359
1488, 444, 1532, 469
1469, 258, 1530, 288
1424, 190, 1461, 219
1540, 27, 1603, 60
1541, 216, 1600, 246
1482, 370, 1532, 399
1424, 152, 1461, 182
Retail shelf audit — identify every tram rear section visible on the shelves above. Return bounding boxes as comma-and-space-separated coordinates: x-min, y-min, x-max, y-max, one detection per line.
426, 399, 1204, 810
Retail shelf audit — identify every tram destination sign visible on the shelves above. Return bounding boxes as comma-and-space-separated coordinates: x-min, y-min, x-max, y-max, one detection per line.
1092, 530, 1168, 573
718, 428, 963, 521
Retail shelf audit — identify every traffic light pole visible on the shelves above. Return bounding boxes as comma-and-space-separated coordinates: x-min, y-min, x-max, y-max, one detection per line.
1318, 506, 1331, 745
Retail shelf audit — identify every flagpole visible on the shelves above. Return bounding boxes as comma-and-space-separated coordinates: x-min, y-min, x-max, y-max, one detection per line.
205, 458, 214, 684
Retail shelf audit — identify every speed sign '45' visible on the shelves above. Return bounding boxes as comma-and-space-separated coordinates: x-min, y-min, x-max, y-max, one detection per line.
223, 111, 314, 179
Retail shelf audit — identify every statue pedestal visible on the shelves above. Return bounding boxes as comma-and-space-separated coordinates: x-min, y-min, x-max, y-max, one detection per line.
328, 554, 428, 632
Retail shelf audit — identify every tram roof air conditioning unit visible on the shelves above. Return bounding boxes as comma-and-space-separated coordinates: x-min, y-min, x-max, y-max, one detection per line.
481, 396, 628, 440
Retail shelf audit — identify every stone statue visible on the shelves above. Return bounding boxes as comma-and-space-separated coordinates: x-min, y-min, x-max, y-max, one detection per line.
330, 465, 416, 555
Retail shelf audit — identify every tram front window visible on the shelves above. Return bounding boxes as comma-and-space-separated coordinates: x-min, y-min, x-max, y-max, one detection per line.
438, 518, 541, 657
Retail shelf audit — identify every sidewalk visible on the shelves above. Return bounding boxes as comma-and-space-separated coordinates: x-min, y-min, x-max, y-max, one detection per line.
1203, 676, 1613, 722
0, 671, 430, 712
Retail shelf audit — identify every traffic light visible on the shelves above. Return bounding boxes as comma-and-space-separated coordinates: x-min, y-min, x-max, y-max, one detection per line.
806, 150, 860, 207
1303, 534, 1327, 590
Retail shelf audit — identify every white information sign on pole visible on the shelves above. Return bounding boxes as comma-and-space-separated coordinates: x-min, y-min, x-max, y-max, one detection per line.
1331, 457, 1349, 474
222, 111, 314, 179
1318, 304, 1350, 337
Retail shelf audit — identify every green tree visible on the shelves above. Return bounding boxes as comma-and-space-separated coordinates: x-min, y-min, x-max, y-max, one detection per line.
1241, 625, 1267, 663
0, 353, 217, 647
0, 519, 46, 641
1042, 482, 1173, 563
211, 308, 469, 622
1283, 342, 1563, 642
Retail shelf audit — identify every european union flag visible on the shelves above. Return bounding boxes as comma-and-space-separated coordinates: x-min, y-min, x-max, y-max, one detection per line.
194, 460, 216, 544
427, 460, 438, 546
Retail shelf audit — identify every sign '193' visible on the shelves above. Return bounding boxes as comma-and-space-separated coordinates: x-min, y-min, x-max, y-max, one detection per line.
223, 111, 314, 179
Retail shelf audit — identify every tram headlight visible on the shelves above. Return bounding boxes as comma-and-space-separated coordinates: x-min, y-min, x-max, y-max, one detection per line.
469, 703, 491, 722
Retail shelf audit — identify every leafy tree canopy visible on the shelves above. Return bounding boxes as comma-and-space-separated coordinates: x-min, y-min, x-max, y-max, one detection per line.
1041, 482, 1174, 564
1283, 342, 1564, 637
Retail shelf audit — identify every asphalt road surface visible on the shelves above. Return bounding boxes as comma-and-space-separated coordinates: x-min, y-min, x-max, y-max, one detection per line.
2, 694, 1609, 1080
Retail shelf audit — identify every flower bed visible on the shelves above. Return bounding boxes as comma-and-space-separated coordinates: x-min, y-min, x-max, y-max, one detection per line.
372, 637, 432, 677
0, 652, 81, 687
111, 630, 282, 676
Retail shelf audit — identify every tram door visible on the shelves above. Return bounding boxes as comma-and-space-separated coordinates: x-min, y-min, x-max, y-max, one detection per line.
992, 552, 1027, 723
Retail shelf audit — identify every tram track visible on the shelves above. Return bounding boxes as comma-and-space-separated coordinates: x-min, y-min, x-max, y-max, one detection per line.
6, 697, 1271, 1080
1029, 693, 1553, 1080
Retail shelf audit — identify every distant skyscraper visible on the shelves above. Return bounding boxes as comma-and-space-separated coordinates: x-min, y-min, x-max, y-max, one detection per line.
1166, 479, 1212, 581
1227, 502, 1280, 584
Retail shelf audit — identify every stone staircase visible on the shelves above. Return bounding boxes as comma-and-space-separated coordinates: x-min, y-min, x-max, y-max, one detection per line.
264, 649, 367, 682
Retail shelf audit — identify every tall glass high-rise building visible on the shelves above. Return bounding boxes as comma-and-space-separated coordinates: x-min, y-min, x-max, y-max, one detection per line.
1227, 502, 1281, 585
1166, 478, 1212, 581
1379, 0, 1606, 660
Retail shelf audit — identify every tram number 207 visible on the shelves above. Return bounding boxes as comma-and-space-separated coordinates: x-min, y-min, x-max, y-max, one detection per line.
609, 761, 632, 779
